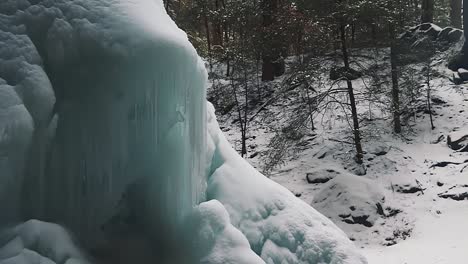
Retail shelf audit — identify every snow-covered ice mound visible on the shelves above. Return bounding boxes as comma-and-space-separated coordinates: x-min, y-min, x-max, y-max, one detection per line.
189, 200, 264, 264
0, 0, 366, 263
0, 220, 90, 264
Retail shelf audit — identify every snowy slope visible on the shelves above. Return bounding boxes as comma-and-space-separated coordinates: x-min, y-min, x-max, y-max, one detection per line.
206, 103, 367, 264
216, 47, 468, 263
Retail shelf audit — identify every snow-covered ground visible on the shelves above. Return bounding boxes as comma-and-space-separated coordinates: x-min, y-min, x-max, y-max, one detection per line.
215, 47, 468, 263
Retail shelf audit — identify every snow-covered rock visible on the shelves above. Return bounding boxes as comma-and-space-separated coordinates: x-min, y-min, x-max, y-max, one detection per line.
0, 220, 90, 264
312, 175, 386, 228
206, 103, 367, 264
306, 168, 341, 184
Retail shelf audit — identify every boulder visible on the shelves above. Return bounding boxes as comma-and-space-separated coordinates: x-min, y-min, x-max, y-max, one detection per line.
367, 145, 390, 156
312, 175, 387, 228
418, 23, 442, 39
448, 29, 463, 43
393, 183, 424, 194
447, 134, 468, 152
438, 185, 468, 201
329, 66, 363, 81
437, 27, 453, 41
457, 68, 468, 81
306, 169, 341, 184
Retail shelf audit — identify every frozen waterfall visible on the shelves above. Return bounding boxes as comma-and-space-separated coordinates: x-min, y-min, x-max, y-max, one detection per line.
0, 0, 207, 245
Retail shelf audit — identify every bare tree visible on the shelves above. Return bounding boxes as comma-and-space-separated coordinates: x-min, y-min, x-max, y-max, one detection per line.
421, 0, 434, 23
339, 21, 364, 164
450, 0, 462, 28
389, 24, 402, 133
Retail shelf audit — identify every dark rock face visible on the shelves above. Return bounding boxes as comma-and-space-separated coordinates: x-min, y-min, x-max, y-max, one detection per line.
329, 66, 363, 81
399, 24, 462, 66
341, 214, 373, 227
438, 185, 468, 201
394, 184, 424, 194
457, 68, 468, 80
419, 23, 441, 39
437, 27, 463, 43
447, 29, 463, 43
447, 135, 468, 152
452, 72, 463, 84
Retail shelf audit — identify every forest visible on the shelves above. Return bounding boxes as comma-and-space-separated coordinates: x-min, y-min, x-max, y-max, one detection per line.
166, 0, 468, 262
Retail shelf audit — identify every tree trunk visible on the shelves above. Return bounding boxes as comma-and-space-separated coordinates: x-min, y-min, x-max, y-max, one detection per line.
339, 22, 364, 164
448, 0, 468, 69
421, 0, 434, 23
426, 63, 435, 130
203, 12, 211, 52
389, 25, 402, 134
464, 0, 468, 41
261, 0, 284, 81
450, 0, 462, 28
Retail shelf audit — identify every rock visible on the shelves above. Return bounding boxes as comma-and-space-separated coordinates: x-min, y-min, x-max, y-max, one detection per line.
430, 160, 465, 168
447, 29, 463, 43
329, 66, 363, 81
249, 152, 258, 159
368, 145, 390, 156
447, 134, 468, 152
431, 97, 446, 105
457, 68, 468, 81
419, 23, 442, 39
394, 183, 424, 194
352, 165, 367, 176
448, 52, 468, 71
452, 72, 463, 84
314, 148, 329, 159
306, 169, 341, 184
411, 36, 434, 49
437, 27, 453, 41
312, 175, 387, 228
431, 135, 445, 144
438, 185, 468, 201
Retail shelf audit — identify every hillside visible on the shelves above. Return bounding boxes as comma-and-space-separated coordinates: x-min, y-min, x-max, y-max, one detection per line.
211, 25, 468, 264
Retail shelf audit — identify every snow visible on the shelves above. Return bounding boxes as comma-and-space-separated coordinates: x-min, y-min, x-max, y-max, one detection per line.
0, 220, 89, 264
312, 175, 386, 228
206, 103, 367, 264
215, 42, 468, 263
190, 200, 264, 264
364, 201, 468, 264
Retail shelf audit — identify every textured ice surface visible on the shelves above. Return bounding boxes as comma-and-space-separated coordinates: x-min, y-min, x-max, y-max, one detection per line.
0, 220, 90, 264
189, 200, 265, 264
0, 0, 206, 244
205, 103, 367, 264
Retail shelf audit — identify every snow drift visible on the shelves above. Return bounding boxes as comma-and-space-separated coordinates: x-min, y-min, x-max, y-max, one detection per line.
0, 0, 366, 263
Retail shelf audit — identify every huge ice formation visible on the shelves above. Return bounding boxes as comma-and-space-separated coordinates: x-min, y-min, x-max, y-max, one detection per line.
0, 0, 367, 263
